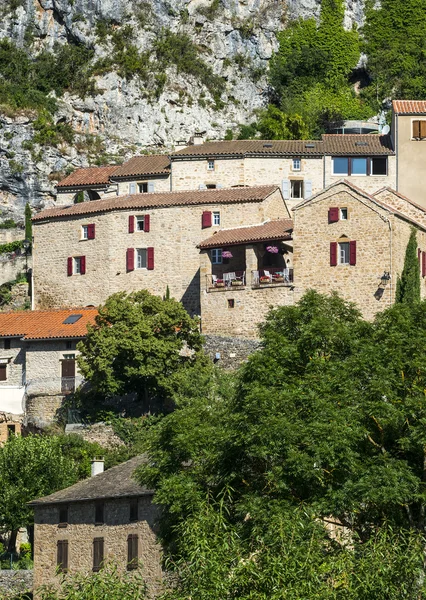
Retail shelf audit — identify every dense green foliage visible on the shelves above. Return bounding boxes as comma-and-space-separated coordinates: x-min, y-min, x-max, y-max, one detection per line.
138, 291, 426, 597
0, 240, 23, 255
396, 228, 420, 304
0, 219, 17, 230
76, 290, 210, 414
24, 202, 31, 244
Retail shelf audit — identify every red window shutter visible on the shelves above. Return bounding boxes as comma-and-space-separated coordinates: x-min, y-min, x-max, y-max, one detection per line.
80, 255, 86, 275
349, 240, 357, 266
330, 242, 337, 266
67, 257, 73, 276
144, 214, 150, 232
147, 247, 154, 270
422, 251, 426, 278
328, 207, 339, 223
126, 248, 134, 272
128, 215, 135, 233
88, 224, 95, 239
202, 211, 212, 228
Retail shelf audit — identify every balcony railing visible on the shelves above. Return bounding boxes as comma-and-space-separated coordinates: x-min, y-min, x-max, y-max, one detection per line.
252, 268, 294, 287
25, 376, 84, 396
208, 271, 246, 289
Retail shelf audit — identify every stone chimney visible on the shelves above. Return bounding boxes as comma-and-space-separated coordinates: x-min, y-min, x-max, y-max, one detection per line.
174, 140, 188, 151
91, 458, 104, 477
192, 132, 205, 145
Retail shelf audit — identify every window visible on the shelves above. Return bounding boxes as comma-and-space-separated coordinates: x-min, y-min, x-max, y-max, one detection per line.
127, 534, 139, 570
93, 538, 104, 572
4, 339, 11, 350
340, 208, 348, 220
227, 299, 235, 308
138, 182, 148, 193
412, 120, 426, 139
0, 365, 7, 381
339, 242, 350, 265
206, 184, 217, 189
136, 216, 145, 231
82, 225, 89, 240
95, 502, 104, 524
293, 158, 301, 171
211, 249, 222, 264
7, 424, 15, 438
136, 248, 147, 269
129, 498, 138, 522
65, 341, 73, 350
371, 157, 387, 175
213, 211, 220, 226
207, 160, 215, 171
332, 157, 349, 175
290, 180, 303, 199
57, 540, 68, 573
59, 505, 68, 526
73, 257, 86, 275
351, 157, 368, 176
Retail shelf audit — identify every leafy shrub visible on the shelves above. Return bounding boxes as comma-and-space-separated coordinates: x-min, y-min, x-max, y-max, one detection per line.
0, 240, 24, 254
0, 219, 17, 229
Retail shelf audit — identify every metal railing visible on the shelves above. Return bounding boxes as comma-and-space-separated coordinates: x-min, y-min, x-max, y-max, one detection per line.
207, 271, 246, 289
252, 268, 294, 287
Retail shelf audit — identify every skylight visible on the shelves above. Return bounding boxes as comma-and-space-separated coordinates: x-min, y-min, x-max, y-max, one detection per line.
63, 314, 83, 325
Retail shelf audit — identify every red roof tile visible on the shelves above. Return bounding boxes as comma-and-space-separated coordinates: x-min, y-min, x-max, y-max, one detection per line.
33, 186, 279, 222
111, 155, 170, 178
322, 134, 394, 155
392, 100, 426, 115
172, 140, 324, 157
0, 308, 98, 340
57, 166, 119, 188
198, 219, 293, 249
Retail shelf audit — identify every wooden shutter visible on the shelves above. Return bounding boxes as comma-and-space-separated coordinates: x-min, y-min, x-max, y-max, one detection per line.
422, 251, 426, 278
87, 224, 95, 239
147, 247, 154, 270
80, 256, 86, 275
128, 215, 135, 233
129, 182, 136, 194
304, 180, 312, 199
0, 365, 6, 381
349, 240, 357, 266
420, 121, 426, 139
57, 540, 68, 573
413, 120, 421, 138
330, 242, 337, 266
328, 207, 339, 223
144, 214, 150, 232
93, 538, 104, 572
127, 534, 139, 570
202, 211, 212, 228
281, 179, 290, 200
148, 182, 155, 193
126, 248, 134, 272
67, 257, 73, 276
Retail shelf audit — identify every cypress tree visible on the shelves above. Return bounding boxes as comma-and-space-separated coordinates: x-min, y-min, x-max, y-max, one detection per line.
395, 228, 420, 304
24, 202, 32, 243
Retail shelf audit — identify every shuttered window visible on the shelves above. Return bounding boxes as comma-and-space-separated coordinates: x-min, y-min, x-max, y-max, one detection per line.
80, 256, 86, 275
129, 215, 135, 233
330, 242, 337, 267
57, 540, 68, 573
144, 214, 150, 232
202, 211, 212, 228
349, 240, 357, 266
328, 207, 339, 223
127, 534, 139, 570
93, 537, 104, 572
126, 249, 135, 272
412, 121, 426, 139
87, 224, 95, 239
147, 247, 154, 270
148, 182, 155, 193
67, 257, 73, 276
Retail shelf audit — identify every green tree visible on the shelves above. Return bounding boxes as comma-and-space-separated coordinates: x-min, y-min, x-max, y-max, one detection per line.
24, 202, 32, 246
395, 228, 420, 304
77, 290, 209, 415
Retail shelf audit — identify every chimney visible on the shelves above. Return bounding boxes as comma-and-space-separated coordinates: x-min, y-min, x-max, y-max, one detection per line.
192, 132, 205, 146
174, 140, 188, 151
91, 458, 104, 477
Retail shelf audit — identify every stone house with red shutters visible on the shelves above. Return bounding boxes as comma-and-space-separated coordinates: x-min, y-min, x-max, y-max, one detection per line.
32, 186, 289, 315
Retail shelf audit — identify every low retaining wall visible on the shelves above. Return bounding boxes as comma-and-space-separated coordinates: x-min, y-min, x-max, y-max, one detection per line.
0, 570, 33, 597
203, 335, 261, 370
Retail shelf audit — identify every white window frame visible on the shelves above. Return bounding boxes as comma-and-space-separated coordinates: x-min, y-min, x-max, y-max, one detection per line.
290, 180, 304, 199
74, 257, 82, 274
213, 211, 220, 226
138, 182, 148, 194
207, 160, 215, 171
338, 242, 350, 265
136, 216, 145, 231
211, 249, 222, 264
136, 248, 147, 269
340, 208, 348, 220
292, 158, 301, 171
81, 225, 89, 240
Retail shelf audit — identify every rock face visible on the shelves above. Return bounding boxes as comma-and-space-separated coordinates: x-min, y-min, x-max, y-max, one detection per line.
0, 0, 365, 220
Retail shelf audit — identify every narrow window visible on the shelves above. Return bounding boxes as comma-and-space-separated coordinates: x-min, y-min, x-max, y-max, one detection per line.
82, 225, 89, 240
207, 160, 215, 171
213, 211, 220, 226
211, 249, 222, 264
227, 299, 235, 308
138, 182, 148, 193
292, 158, 301, 171
95, 501, 104, 524
0, 365, 7, 381
371, 157, 387, 175
340, 208, 348, 220
74, 257, 82, 275
332, 157, 349, 176
136, 216, 145, 231
136, 249, 147, 269
59, 505, 68, 527
338, 242, 350, 265
57, 540, 69, 573
351, 157, 368, 176
93, 537, 104, 572
290, 180, 303, 199
129, 498, 138, 522
127, 534, 139, 570
4, 339, 11, 350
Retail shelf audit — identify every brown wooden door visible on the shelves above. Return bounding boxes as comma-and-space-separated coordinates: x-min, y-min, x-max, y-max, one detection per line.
61, 359, 75, 393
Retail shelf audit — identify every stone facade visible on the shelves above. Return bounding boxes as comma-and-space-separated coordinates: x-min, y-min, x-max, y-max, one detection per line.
323, 154, 397, 193
203, 335, 261, 369
33, 496, 162, 598
0, 415, 22, 445
32, 188, 287, 315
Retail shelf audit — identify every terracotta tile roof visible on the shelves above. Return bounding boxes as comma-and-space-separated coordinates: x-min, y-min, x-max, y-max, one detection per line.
111, 155, 170, 178
33, 186, 279, 222
56, 166, 119, 188
198, 219, 293, 249
171, 140, 324, 158
322, 134, 394, 155
0, 307, 98, 340
29, 456, 153, 506
392, 100, 426, 115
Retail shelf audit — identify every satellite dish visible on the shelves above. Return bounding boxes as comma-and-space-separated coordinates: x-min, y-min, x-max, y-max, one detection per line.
382, 125, 390, 135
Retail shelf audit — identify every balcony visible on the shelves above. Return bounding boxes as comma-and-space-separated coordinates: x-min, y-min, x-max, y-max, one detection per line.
252, 268, 294, 288
206, 268, 294, 291
207, 271, 246, 290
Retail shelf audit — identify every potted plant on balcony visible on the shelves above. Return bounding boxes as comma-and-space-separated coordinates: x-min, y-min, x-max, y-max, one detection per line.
259, 275, 270, 284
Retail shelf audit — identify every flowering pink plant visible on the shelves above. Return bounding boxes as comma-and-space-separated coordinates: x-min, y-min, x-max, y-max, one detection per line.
222, 250, 233, 258
266, 245, 279, 253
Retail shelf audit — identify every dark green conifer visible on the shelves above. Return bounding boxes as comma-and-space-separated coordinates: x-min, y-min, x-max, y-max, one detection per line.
395, 228, 420, 304
24, 202, 32, 249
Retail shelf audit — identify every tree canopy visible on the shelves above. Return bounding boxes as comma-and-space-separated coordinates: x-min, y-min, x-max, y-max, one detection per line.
396, 228, 420, 305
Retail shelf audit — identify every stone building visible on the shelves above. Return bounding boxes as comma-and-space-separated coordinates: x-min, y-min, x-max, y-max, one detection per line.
56, 156, 171, 205
29, 456, 162, 598
199, 219, 294, 338
0, 308, 97, 428
32, 186, 289, 315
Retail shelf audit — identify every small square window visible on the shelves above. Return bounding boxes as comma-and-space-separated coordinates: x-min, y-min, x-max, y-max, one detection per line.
136, 248, 147, 269
340, 208, 348, 220
213, 212, 220, 226
136, 216, 145, 231
211, 249, 222, 264
293, 158, 301, 171
82, 225, 89, 240
339, 242, 350, 265
227, 299, 235, 308
138, 182, 148, 193
207, 160, 215, 171
4, 339, 11, 350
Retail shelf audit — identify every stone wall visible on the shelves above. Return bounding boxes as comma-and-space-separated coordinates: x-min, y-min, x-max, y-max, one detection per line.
203, 335, 261, 369
65, 423, 125, 448
25, 394, 65, 429
0, 570, 33, 597
33, 497, 162, 598
0, 254, 27, 287
0, 413, 23, 444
